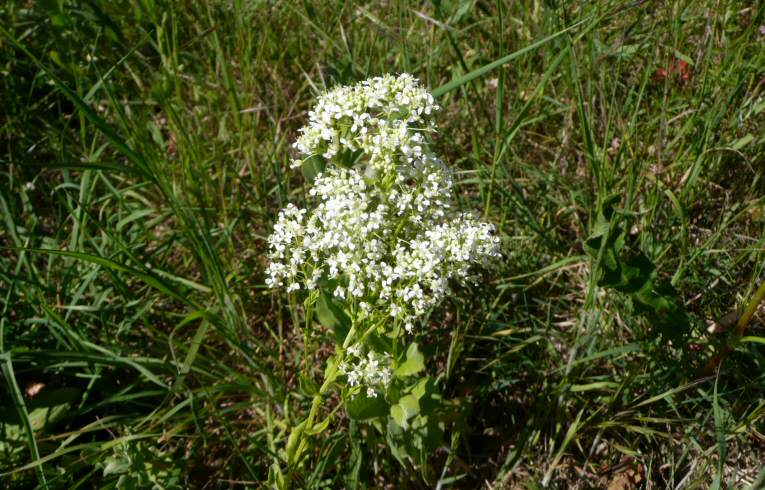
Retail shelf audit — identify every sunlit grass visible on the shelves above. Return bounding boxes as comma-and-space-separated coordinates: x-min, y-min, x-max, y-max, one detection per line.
1, 1, 764, 487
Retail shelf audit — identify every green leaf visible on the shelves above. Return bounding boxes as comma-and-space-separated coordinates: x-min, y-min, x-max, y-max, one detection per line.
391, 394, 420, 429
409, 376, 441, 414
345, 423, 363, 489
634, 280, 690, 342
731, 133, 754, 151
741, 336, 765, 345
5, 248, 201, 317
0, 387, 81, 439
174, 318, 210, 386
346, 394, 388, 420
337, 148, 362, 168
711, 371, 726, 490
385, 382, 445, 472
315, 292, 351, 343
411, 414, 445, 454
268, 463, 286, 490
323, 356, 340, 385
299, 374, 319, 397
26, 387, 80, 433
385, 419, 409, 467
285, 420, 307, 465
394, 343, 424, 378
583, 194, 622, 259
103, 454, 131, 476
304, 417, 330, 436
27, 161, 140, 175
615, 254, 656, 294
301, 155, 326, 184
582, 194, 691, 341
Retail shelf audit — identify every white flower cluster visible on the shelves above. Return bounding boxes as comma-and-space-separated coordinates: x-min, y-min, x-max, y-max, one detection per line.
338, 344, 392, 398
265, 163, 500, 331
292, 73, 439, 173
266, 74, 500, 394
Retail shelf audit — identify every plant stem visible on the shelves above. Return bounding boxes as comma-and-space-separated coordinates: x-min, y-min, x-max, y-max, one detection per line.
286, 321, 357, 481
735, 279, 765, 337
705, 278, 765, 373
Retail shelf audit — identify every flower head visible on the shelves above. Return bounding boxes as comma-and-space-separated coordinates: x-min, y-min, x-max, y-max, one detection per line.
339, 344, 392, 397
267, 74, 500, 333
292, 73, 440, 174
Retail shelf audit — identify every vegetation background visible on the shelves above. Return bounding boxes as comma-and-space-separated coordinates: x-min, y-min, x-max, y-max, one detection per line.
1, 0, 765, 488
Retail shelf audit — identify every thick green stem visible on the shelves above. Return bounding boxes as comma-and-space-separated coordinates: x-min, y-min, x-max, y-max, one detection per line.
286, 321, 357, 478
285, 310, 387, 484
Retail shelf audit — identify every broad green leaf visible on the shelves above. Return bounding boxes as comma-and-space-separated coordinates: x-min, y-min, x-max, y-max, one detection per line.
394, 343, 424, 378
582, 193, 691, 341
346, 394, 388, 421
337, 148, 362, 168
391, 394, 419, 429
410, 376, 441, 413
385, 419, 409, 468
0, 387, 81, 438
315, 293, 351, 342
301, 155, 326, 184
27, 388, 80, 433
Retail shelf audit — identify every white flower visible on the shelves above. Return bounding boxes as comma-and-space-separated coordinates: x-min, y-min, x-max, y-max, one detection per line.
292, 74, 440, 173
267, 74, 500, 335
339, 344, 392, 397
265, 165, 499, 330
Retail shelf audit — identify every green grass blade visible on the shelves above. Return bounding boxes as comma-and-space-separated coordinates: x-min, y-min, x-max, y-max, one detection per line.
0, 25, 153, 181
431, 15, 592, 98
0, 354, 49, 489
2, 247, 199, 310
711, 369, 725, 490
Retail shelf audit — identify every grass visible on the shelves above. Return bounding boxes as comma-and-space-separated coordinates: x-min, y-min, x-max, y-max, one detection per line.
1, 0, 765, 488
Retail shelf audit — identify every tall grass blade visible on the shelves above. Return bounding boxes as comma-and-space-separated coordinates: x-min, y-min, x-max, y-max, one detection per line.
0, 354, 49, 489
432, 16, 592, 97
